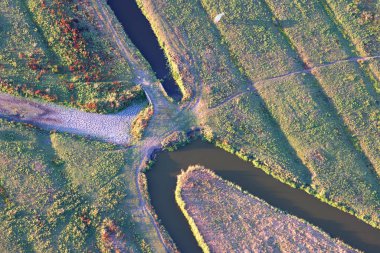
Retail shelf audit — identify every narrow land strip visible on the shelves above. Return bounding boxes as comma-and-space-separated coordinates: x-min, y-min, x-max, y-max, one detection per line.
176, 166, 359, 253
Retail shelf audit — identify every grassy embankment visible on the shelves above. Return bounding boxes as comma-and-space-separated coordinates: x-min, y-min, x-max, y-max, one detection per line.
138, 0, 380, 228
0, 119, 157, 252
176, 166, 359, 253
0, 0, 145, 113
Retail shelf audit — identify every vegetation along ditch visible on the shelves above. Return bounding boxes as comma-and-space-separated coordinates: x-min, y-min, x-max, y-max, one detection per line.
107, 0, 182, 100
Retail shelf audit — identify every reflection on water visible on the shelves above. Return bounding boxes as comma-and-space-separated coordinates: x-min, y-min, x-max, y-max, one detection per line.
147, 140, 380, 253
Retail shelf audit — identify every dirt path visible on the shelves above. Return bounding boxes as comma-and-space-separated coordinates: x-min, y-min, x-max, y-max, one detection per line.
208, 54, 380, 111
256, 55, 380, 84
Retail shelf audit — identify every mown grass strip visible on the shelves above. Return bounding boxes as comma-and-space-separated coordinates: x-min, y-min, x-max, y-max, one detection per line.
200, 0, 302, 80
322, 0, 380, 86
204, 91, 312, 184
264, 0, 380, 176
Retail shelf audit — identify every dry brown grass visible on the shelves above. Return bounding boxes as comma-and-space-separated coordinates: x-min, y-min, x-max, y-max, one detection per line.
176, 165, 360, 253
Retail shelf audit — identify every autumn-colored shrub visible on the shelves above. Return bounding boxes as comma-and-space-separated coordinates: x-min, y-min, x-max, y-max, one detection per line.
130, 106, 154, 140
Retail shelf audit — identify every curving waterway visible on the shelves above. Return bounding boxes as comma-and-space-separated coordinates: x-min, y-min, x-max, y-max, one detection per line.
107, 0, 182, 100
105, 1, 380, 252
146, 140, 380, 253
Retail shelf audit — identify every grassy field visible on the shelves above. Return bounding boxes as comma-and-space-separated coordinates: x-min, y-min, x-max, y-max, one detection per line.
203, 92, 311, 184
263, 0, 380, 174
201, 0, 379, 177
323, 0, 380, 82
176, 166, 359, 252
139, 0, 380, 228
256, 73, 379, 220
0, 119, 158, 252
0, 0, 144, 113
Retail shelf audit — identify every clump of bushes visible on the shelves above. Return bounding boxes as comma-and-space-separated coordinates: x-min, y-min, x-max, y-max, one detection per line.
81, 84, 146, 113
130, 106, 154, 140
99, 218, 126, 252
161, 131, 189, 151
0, 0, 141, 113
28, 0, 100, 76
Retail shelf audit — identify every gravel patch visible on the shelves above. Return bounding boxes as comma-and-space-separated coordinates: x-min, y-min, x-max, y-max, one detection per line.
0, 93, 144, 144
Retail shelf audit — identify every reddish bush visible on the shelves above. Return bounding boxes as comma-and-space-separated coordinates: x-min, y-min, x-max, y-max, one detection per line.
85, 102, 97, 111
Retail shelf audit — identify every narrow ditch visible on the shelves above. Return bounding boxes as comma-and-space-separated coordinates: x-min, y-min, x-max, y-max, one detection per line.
107, 0, 182, 100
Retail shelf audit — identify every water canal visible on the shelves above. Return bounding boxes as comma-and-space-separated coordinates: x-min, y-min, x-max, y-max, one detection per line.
147, 140, 380, 253
108, 0, 182, 100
